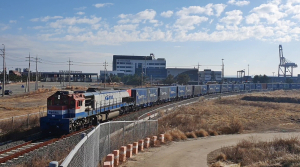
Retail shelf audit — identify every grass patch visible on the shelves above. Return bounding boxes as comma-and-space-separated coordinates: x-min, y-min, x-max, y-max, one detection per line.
212, 136, 300, 166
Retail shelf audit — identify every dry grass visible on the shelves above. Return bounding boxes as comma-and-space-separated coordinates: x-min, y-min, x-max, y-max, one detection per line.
159, 90, 300, 142
0, 88, 58, 118
217, 136, 300, 166
65, 86, 88, 90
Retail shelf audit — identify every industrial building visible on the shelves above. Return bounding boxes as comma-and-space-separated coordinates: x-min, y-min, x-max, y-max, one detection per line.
198, 69, 222, 83
112, 54, 167, 80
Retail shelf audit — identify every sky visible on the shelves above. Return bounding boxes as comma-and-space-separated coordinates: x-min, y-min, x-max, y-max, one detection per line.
1, 0, 300, 77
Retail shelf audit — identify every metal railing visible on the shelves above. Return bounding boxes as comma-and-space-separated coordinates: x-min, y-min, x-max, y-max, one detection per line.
59, 120, 158, 167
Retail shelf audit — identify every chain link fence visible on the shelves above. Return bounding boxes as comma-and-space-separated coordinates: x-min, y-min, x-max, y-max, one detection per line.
0, 110, 46, 134
60, 120, 158, 167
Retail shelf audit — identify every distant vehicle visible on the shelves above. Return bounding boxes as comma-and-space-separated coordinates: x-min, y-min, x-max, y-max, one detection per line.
4, 90, 12, 95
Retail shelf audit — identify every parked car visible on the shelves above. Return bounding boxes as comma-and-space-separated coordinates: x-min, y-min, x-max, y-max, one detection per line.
4, 90, 12, 95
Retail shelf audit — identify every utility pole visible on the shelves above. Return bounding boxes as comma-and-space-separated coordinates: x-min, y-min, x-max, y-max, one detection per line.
25, 53, 33, 92
0, 44, 5, 97
67, 58, 73, 86
33, 56, 41, 90
103, 60, 108, 88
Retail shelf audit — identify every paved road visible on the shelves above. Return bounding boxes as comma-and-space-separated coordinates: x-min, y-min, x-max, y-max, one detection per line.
124, 132, 300, 167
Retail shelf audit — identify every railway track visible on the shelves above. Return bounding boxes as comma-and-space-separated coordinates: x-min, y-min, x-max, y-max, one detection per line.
0, 128, 90, 164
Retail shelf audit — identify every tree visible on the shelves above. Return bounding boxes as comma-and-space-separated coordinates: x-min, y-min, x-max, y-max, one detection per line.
163, 74, 175, 85
253, 75, 270, 83
176, 74, 190, 85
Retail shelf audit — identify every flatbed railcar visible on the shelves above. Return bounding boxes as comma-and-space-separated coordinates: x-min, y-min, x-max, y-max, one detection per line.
40, 82, 300, 134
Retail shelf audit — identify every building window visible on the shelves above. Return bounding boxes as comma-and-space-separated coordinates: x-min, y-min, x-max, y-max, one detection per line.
117, 66, 120, 68
160, 63, 165, 65
117, 62, 119, 64
120, 62, 125, 64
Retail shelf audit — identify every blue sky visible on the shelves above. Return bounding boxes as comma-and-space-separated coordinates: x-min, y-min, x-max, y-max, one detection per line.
1, 0, 300, 77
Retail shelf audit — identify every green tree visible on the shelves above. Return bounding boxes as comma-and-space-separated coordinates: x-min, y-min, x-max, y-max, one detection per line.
253, 75, 270, 83
176, 74, 190, 85
163, 74, 175, 85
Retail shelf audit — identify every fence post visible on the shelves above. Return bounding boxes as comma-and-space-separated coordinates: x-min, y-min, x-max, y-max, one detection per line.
123, 121, 125, 146
49, 161, 58, 167
12, 117, 14, 128
27, 114, 30, 128
108, 122, 111, 153
133, 121, 136, 141
156, 120, 158, 134
149, 120, 151, 136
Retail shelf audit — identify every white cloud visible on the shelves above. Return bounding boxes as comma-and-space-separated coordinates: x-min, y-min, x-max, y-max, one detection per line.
177, 4, 226, 17
213, 4, 227, 17
30, 16, 63, 22
228, 0, 250, 6
49, 16, 102, 28
246, 1, 287, 24
18, 28, 22, 31
32, 26, 44, 30
216, 24, 224, 30
0, 24, 9, 31
174, 15, 208, 31
67, 26, 85, 34
161, 10, 173, 18
220, 10, 243, 25
93, 3, 113, 8
118, 9, 158, 24
76, 12, 85, 15
74, 6, 87, 10
9, 20, 17, 23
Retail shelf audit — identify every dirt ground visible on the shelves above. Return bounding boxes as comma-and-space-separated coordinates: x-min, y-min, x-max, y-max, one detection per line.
122, 132, 300, 167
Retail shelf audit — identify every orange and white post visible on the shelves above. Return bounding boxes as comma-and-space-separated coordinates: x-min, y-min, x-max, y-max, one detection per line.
133, 142, 139, 154
119, 146, 127, 162
159, 134, 165, 143
138, 139, 144, 151
152, 136, 157, 146
105, 154, 114, 167
126, 144, 133, 158
113, 150, 119, 166
144, 137, 150, 148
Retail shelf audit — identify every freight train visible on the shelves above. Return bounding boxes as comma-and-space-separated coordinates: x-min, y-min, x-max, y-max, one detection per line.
40, 83, 300, 134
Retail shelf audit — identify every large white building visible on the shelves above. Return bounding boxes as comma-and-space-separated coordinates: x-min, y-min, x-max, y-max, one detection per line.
112, 55, 167, 79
